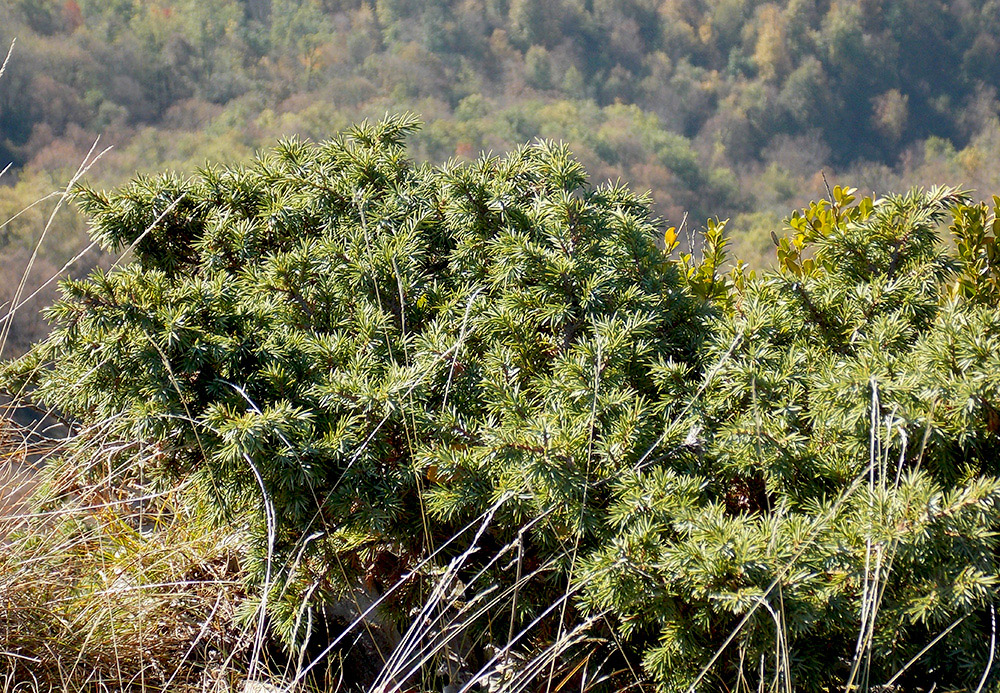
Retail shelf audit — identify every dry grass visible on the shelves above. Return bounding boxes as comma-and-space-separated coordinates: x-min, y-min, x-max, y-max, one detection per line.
0, 411, 258, 692
0, 42, 264, 688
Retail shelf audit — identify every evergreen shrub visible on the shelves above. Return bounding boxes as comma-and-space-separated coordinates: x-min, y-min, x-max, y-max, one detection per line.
5, 117, 1000, 691
585, 186, 1000, 690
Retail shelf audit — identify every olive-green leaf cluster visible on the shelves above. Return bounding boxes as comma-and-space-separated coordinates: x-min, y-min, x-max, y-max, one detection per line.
5, 117, 1000, 692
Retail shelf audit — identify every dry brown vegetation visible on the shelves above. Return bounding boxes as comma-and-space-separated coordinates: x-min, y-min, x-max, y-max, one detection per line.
0, 414, 253, 691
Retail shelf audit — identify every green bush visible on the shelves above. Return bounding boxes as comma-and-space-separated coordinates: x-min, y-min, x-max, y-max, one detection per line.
5, 118, 1000, 691
3, 115, 706, 687
585, 186, 1000, 690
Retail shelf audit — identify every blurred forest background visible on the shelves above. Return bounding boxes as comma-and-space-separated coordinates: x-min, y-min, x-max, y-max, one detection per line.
3, 0, 1000, 354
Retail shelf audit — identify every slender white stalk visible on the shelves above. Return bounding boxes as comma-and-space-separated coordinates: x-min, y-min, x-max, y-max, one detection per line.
684, 456, 884, 693
0, 137, 111, 358
883, 615, 967, 687
243, 450, 278, 682
974, 605, 996, 693
0, 39, 14, 82
634, 329, 743, 472
290, 494, 513, 687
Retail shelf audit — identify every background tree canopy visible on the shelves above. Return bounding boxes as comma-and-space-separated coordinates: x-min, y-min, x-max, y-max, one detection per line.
4, 0, 1000, 355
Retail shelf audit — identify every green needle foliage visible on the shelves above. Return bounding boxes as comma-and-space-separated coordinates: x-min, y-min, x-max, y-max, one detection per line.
585, 186, 1000, 690
5, 116, 1000, 691
2, 114, 707, 686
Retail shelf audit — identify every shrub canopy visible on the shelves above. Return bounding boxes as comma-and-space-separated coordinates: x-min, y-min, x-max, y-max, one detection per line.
5, 117, 1000, 691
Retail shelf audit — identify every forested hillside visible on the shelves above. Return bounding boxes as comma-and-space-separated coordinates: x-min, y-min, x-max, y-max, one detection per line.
3, 0, 1000, 351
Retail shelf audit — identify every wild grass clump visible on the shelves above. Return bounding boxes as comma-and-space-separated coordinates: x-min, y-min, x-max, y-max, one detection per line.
0, 416, 252, 692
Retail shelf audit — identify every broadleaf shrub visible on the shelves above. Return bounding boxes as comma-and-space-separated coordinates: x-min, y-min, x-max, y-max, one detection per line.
4, 118, 1000, 691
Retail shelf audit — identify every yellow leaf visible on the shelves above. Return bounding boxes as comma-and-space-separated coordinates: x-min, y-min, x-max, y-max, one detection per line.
664, 226, 677, 249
